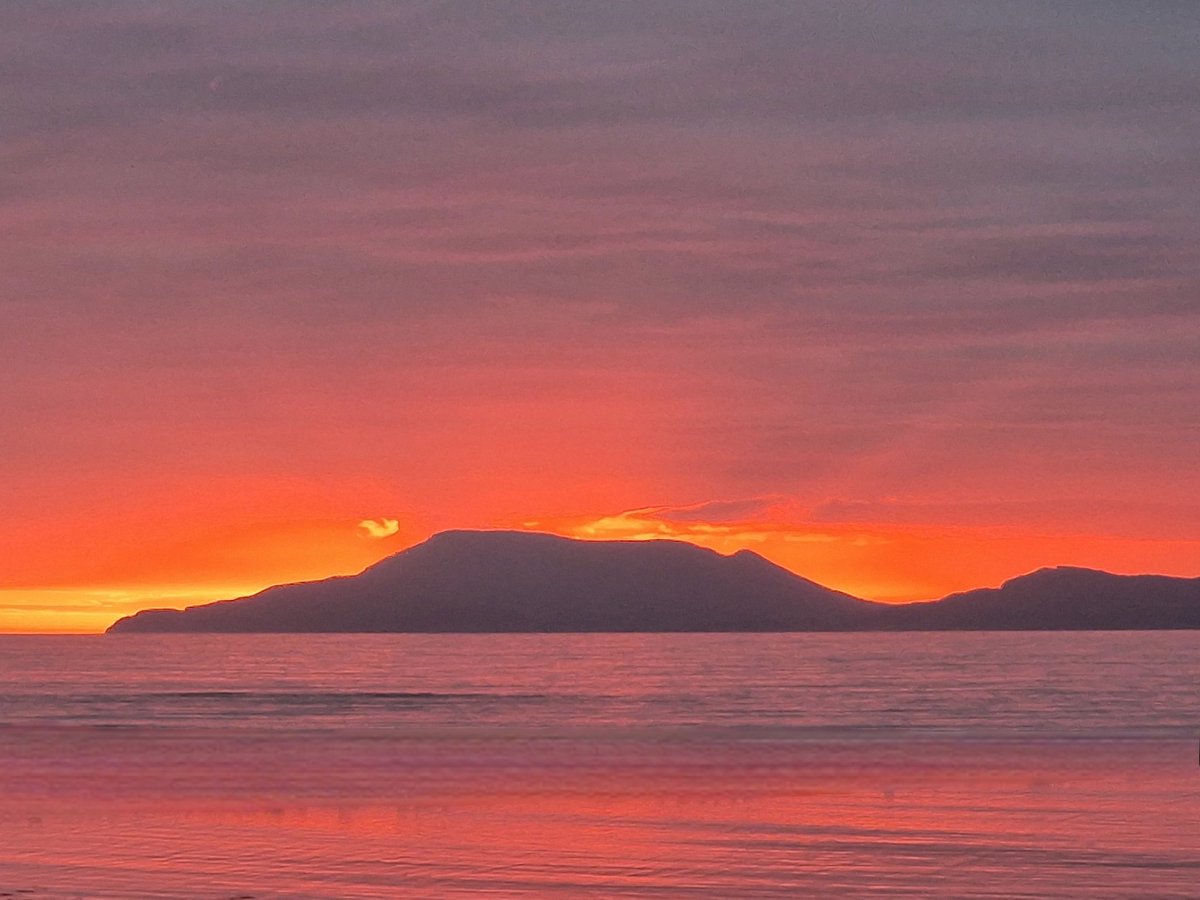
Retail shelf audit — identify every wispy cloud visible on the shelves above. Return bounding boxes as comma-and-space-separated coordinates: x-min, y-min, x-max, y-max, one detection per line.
357, 518, 400, 539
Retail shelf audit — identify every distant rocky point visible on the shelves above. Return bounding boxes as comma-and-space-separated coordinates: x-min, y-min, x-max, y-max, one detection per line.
106, 531, 1200, 633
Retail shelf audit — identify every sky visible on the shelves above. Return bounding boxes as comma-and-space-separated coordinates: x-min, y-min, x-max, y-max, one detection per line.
3, 1, 1199, 632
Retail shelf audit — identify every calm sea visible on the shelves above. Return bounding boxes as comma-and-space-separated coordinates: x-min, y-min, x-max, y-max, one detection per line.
0, 633, 1197, 898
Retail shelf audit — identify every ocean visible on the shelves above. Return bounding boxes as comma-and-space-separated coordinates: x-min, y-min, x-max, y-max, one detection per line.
0, 632, 1196, 897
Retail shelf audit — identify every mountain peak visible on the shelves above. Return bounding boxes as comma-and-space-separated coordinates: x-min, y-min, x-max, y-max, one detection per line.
109, 530, 869, 633
1002, 565, 1108, 587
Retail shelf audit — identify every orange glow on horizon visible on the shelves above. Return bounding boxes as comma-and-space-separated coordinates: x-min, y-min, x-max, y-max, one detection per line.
3, 504, 1198, 633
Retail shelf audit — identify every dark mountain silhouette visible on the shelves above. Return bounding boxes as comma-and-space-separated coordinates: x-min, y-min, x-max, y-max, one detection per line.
879, 566, 1200, 630
105, 532, 1200, 633
107, 530, 875, 633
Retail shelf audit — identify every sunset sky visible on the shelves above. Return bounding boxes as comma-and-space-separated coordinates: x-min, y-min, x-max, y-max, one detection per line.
3, 2, 1199, 632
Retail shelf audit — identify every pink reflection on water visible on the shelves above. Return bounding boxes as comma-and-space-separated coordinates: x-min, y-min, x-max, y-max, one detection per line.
1, 728, 1197, 897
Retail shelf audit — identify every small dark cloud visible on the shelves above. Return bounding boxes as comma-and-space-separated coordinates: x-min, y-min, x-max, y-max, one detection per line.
924, 232, 1188, 283
807, 495, 1200, 540
641, 498, 781, 524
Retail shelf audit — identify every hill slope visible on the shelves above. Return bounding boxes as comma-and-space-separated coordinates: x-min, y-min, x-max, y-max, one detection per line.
883, 566, 1200, 630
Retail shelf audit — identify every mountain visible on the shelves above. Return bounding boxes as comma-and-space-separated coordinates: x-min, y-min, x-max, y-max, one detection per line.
107, 530, 875, 633
105, 534, 1200, 633
881, 566, 1200, 630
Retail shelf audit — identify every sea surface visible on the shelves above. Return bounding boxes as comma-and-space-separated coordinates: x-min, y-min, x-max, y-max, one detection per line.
0, 632, 1197, 898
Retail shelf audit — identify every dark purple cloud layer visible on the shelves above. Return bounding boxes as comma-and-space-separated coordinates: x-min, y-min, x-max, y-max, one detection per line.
2, 1, 1197, 561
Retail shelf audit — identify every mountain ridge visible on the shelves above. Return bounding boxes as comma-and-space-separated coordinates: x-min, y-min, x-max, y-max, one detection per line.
106, 530, 1200, 633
